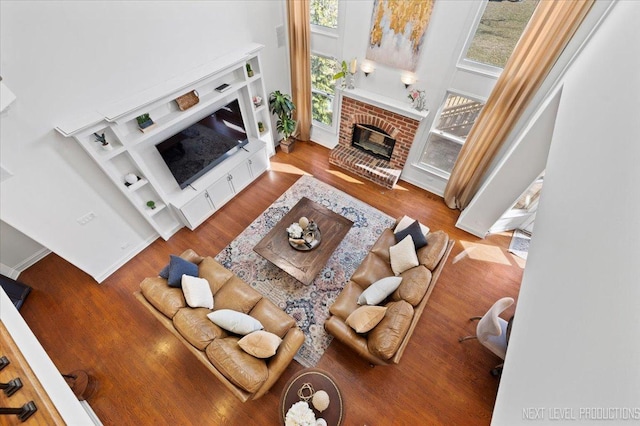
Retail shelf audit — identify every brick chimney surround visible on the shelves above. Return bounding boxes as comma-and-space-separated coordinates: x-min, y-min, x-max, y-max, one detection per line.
329, 89, 428, 189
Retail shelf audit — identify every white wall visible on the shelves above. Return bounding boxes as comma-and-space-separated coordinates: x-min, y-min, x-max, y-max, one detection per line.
493, 1, 640, 424
309, 1, 490, 151
0, 1, 287, 281
0, 220, 49, 279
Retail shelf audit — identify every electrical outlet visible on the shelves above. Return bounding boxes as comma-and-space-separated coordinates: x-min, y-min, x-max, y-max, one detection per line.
76, 212, 96, 225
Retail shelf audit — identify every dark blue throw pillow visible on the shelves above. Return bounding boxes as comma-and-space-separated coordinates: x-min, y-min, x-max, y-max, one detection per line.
394, 220, 428, 250
159, 263, 170, 279
165, 255, 198, 288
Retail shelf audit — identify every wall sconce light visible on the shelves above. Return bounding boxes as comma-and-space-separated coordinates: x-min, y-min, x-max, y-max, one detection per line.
360, 61, 375, 77
401, 72, 417, 89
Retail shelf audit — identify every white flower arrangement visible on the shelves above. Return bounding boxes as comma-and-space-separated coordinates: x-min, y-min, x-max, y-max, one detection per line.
287, 223, 304, 239
285, 401, 316, 426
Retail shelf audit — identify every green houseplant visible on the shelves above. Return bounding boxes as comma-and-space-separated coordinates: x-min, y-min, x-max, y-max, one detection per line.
268, 90, 296, 143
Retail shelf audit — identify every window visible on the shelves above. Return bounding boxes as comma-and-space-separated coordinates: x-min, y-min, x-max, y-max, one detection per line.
311, 55, 338, 126
310, 0, 339, 29
310, 0, 341, 129
462, 0, 538, 71
419, 93, 485, 177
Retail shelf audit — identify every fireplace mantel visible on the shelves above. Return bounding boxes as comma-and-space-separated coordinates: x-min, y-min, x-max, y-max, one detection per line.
340, 88, 429, 121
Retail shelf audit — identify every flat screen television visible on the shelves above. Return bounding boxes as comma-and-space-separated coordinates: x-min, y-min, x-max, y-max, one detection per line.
155, 99, 248, 189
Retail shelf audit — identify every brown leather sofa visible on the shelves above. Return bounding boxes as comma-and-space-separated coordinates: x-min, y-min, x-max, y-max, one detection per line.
134, 249, 304, 402
324, 223, 453, 365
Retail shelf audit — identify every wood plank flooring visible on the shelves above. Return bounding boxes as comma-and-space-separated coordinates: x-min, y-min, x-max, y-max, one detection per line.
16, 141, 523, 425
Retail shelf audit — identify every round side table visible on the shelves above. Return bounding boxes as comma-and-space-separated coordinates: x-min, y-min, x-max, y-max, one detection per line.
279, 368, 344, 426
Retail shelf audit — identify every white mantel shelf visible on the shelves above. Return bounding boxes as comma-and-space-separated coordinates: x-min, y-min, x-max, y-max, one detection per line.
340, 88, 429, 121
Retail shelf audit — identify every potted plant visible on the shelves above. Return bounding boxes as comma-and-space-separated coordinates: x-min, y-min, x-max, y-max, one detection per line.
268, 90, 296, 153
93, 132, 112, 150
146, 200, 156, 210
136, 113, 155, 133
258, 121, 265, 133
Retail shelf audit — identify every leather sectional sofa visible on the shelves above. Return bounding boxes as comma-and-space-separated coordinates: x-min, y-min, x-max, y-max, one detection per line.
135, 249, 304, 402
325, 222, 453, 365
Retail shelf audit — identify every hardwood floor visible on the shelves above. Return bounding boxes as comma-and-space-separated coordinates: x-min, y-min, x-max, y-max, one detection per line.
17, 141, 523, 425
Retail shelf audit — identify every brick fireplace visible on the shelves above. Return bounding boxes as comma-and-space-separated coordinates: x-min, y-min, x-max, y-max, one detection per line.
329, 91, 425, 189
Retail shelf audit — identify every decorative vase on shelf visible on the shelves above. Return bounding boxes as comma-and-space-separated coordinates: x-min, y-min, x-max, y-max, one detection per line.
408, 89, 427, 112
124, 173, 139, 186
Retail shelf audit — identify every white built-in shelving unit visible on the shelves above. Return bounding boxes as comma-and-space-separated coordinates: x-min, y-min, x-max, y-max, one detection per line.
56, 43, 274, 238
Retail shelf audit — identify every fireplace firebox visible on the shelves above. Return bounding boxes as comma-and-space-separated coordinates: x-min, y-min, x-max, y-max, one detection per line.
351, 124, 396, 161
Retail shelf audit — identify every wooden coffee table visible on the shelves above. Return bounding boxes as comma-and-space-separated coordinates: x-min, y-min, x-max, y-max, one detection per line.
279, 368, 344, 425
254, 197, 353, 285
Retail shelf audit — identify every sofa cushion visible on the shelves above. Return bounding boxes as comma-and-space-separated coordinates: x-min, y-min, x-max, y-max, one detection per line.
173, 307, 227, 350
207, 309, 264, 335
181, 275, 214, 309
198, 257, 235, 295
350, 253, 394, 288
417, 230, 450, 271
249, 298, 296, 339
367, 300, 414, 360
206, 337, 268, 394
394, 220, 428, 250
369, 229, 396, 263
140, 277, 186, 319
213, 276, 263, 313
238, 330, 282, 358
392, 265, 433, 307
389, 235, 419, 276
346, 305, 387, 333
357, 276, 402, 305
329, 280, 365, 321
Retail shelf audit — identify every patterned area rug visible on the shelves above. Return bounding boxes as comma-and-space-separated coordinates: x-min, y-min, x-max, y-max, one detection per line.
215, 175, 394, 367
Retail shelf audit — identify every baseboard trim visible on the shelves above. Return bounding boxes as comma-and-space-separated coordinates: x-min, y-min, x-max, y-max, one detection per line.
1, 248, 51, 279
92, 235, 158, 283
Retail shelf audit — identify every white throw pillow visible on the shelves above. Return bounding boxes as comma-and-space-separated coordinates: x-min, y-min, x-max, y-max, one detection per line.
238, 330, 283, 358
394, 215, 429, 237
207, 309, 264, 335
357, 276, 403, 305
389, 235, 420, 276
181, 275, 213, 309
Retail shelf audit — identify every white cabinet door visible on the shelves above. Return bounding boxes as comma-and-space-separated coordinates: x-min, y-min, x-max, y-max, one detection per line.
228, 161, 253, 193
180, 191, 215, 230
248, 148, 269, 177
207, 175, 235, 208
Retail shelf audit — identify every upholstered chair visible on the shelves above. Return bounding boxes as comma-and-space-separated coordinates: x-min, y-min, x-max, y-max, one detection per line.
459, 297, 514, 375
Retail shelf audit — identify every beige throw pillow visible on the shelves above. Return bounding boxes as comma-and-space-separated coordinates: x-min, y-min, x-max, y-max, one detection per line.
389, 235, 420, 276
238, 330, 283, 358
346, 305, 388, 333
181, 275, 214, 309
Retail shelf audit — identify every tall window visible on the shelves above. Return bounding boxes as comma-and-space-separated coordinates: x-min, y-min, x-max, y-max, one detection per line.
310, 0, 340, 129
311, 55, 338, 126
462, 0, 538, 71
419, 92, 485, 177
311, 0, 338, 29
